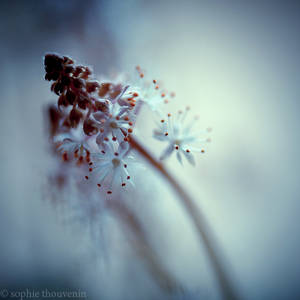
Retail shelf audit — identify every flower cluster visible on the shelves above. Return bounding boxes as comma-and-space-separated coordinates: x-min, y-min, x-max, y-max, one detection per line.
45, 54, 209, 194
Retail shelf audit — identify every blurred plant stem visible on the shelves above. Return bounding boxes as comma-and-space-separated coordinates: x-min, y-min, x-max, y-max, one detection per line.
108, 199, 182, 294
129, 135, 240, 300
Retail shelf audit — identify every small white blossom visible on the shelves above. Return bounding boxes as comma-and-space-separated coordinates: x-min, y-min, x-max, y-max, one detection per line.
93, 100, 135, 145
129, 66, 175, 111
56, 131, 92, 164
153, 107, 211, 165
87, 141, 134, 194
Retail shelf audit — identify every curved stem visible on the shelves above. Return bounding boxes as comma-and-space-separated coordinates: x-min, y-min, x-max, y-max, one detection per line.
108, 199, 182, 294
129, 135, 240, 300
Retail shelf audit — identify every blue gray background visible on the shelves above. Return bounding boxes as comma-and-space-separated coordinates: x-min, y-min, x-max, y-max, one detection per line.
0, 1, 300, 299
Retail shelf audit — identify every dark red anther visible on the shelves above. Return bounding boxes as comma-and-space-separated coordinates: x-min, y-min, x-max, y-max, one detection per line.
62, 152, 68, 161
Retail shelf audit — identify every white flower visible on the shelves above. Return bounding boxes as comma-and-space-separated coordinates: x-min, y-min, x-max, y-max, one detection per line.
129, 66, 175, 111
56, 131, 92, 164
93, 100, 135, 145
87, 141, 134, 194
153, 107, 211, 165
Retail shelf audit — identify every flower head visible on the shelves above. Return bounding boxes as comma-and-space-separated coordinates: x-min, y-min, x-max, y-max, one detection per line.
87, 141, 134, 194
153, 107, 211, 165
93, 99, 135, 145
56, 137, 91, 165
129, 66, 175, 111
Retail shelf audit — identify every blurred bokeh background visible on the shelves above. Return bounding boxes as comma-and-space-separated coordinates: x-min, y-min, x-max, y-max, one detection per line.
1, 0, 300, 299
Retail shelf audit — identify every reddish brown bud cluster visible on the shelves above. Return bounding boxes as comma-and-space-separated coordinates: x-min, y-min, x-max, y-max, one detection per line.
44, 54, 124, 136
45, 53, 99, 110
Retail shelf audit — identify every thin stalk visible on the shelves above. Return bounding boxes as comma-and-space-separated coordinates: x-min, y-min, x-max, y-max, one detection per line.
108, 199, 182, 294
129, 135, 240, 300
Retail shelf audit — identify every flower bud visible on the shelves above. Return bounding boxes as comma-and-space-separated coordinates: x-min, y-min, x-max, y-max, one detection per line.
83, 118, 98, 136
73, 78, 84, 89
69, 108, 83, 128
86, 81, 100, 93
65, 90, 76, 105
98, 83, 111, 97
58, 94, 69, 107
94, 100, 108, 112
78, 97, 90, 110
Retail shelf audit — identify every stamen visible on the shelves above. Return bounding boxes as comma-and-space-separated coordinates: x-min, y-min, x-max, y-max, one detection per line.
122, 183, 126, 187
128, 121, 133, 126
175, 146, 179, 150
62, 152, 68, 161
124, 164, 127, 168
165, 132, 168, 136
140, 73, 144, 78
127, 176, 130, 180
114, 152, 119, 156
133, 92, 139, 97
128, 128, 133, 133
201, 149, 205, 153
186, 149, 190, 153
89, 168, 93, 172
107, 191, 112, 194
101, 150, 106, 154
161, 93, 165, 97
85, 176, 89, 180
153, 79, 157, 84
89, 162, 93, 165
97, 183, 101, 187
112, 136, 117, 141
161, 119, 165, 123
